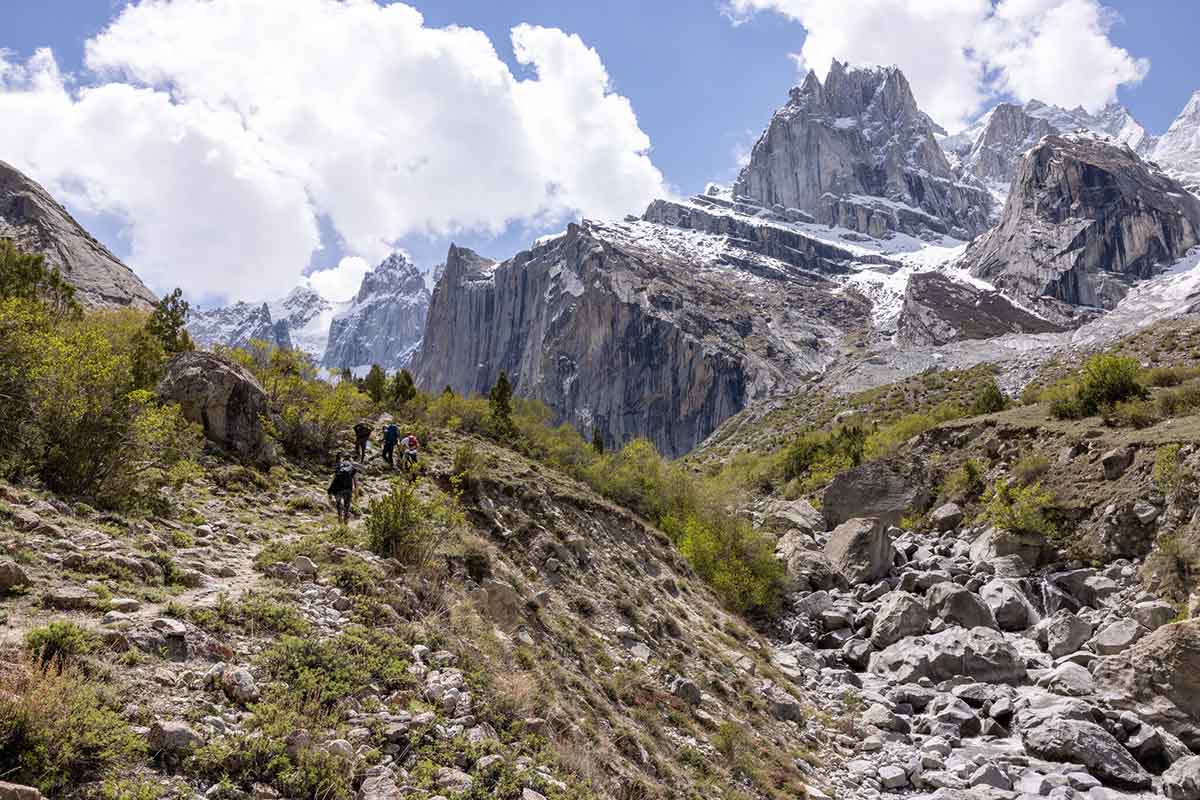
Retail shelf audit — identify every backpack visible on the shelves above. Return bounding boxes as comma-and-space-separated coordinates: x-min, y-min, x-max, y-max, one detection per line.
384, 425, 399, 443
329, 461, 355, 493
354, 423, 371, 439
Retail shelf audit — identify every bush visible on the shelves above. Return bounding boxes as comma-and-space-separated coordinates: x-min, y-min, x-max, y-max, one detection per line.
257, 626, 414, 703
1153, 444, 1191, 494
0, 656, 145, 794
451, 442, 483, 486
780, 424, 863, 490
25, 621, 97, 668
969, 380, 1008, 416
1156, 382, 1200, 419
943, 458, 985, 501
585, 439, 695, 523
1011, 454, 1050, 486
1142, 365, 1200, 387
1143, 535, 1198, 604
366, 480, 464, 567
982, 479, 1057, 538
665, 512, 785, 616
1050, 354, 1146, 419
864, 402, 963, 460
187, 591, 311, 637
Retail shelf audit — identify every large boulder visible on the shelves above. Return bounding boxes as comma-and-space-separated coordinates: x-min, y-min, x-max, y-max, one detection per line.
759, 497, 824, 535
1094, 621, 1200, 749
869, 626, 1026, 685
926, 582, 998, 630
979, 578, 1039, 631
968, 526, 1052, 569
158, 352, 271, 460
1043, 610, 1094, 658
823, 518, 894, 584
821, 459, 929, 529
871, 591, 929, 648
1163, 756, 1200, 800
1020, 718, 1151, 789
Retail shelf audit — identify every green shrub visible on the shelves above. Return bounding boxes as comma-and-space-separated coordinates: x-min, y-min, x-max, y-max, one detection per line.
1110, 398, 1159, 429
1143, 535, 1199, 604
452, 442, 483, 486
25, 621, 97, 668
780, 423, 865, 491
1051, 354, 1147, 419
664, 512, 785, 616
982, 479, 1057, 538
1142, 365, 1200, 387
969, 380, 1008, 416
331, 556, 380, 596
1153, 444, 1191, 494
187, 591, 311, 637
0, 657, 145, 794
366, 480, 464, 567
585, 439, 695, 523
1011, 453, 1050, 486
1156, 382, 1200, 419
864, 402, 963, 459
257, 626, 414, 703
944, 458, 985, 501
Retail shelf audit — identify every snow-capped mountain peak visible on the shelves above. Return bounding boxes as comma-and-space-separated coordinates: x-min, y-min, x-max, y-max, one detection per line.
321, 253, 431, 372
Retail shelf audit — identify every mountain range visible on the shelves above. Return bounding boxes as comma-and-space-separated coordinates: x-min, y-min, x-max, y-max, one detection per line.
5, 60, 1200, 453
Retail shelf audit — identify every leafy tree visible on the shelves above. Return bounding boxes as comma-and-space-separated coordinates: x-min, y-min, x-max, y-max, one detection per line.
591, 427, 605, 455
144, 288, 194, 353
488, 370, 514, 435
0, 238, 77, 317
391, 369, 417, 407
442, 385, 455, 398
363, 364, 387, 403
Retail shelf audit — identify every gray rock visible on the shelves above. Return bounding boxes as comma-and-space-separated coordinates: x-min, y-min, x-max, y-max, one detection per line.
221, 667, 260, 705
878, 764, 908, 789
760, 497, 824, 535
824, 518, 895, 584
821, 461, 929, 529
1133, 600, 1176, 632
1044, 611, 1094, 658
158, 352, 272, 460
980, 578, 1038, 631
0, 560, 30, 594
871, 591, 929, 648
1021, 718, 1151, 789
869, 626, 1026, 685
925, 582, 998, 630
148, 720, 205, 754
0, 159, 156, 309
930, 502, 964, 532
1036, 662, 1095, 697
970, 763, 1013, 791
960, 135, 1200, 327
1101, 447, 1135, 481
670, 678, 702, 707
1163, 755, 1200, 800
897, 271, 1063, 347
0, 782, 44, 800
1089, 619, 1146, 655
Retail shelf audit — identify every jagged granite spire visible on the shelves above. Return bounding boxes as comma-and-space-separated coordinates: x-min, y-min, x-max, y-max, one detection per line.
321, 253, 430, 372
733, 61, 992, 239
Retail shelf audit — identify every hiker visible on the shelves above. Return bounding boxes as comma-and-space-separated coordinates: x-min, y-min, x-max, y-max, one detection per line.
327, 453, 359, 525
381, 422, 400, 467
353, 421, 372, 462
400, 433, 421, 472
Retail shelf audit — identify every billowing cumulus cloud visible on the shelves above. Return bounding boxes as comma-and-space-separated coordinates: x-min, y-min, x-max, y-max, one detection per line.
0, 0, 665, 301
303, 257, 371, 304
726, 0, 1149, 131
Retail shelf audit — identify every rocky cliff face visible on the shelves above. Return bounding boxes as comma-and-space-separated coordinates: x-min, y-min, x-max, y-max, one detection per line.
1153, 90, 1200, 189
412, 197, 873, 456
0, 159, 156, 309
896, 271, 1064, 347
959, 134, 1200, 325
322, 253, 430, 372
733, 61, 992, 240
947, 101, 1155, 195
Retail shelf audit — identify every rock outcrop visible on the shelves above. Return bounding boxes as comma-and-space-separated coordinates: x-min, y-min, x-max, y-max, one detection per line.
0, 159, 156, 310
322, 253, 430, 372
1154, 90, 1200, 188
412, 199, 871, 456
733, 61, 992, 239
158, 351, 270, 460
959, 134, 1200, 325
895, 271, 1063, 346
954, 103, 1057, 188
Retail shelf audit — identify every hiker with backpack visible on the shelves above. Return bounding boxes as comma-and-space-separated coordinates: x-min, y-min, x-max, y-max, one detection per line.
400, 433, 421, 473
327, 454, 359, 525
353, 421, 372, 462
381, 422, 400, 467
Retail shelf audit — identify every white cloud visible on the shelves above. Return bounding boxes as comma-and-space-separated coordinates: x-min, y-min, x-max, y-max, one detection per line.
0, 0, 665, 301
725, 0, 1148, 131
303, 256, 371, 304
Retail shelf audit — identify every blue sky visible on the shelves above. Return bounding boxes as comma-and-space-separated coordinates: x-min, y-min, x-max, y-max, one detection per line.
3, 0, 1199, 304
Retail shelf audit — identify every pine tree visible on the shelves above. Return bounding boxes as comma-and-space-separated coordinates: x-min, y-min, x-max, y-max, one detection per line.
442, 385, 455, 398
488, 370, 513, 435
591, 427, 605, 455
364, 364, 387, 403
340, 367, 353, 383
145, 288, 194, 353
0, 237, 78, 316
391, 369, 417, 406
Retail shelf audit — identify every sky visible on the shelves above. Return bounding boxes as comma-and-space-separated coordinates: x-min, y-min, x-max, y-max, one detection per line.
1, 0, 1198, 307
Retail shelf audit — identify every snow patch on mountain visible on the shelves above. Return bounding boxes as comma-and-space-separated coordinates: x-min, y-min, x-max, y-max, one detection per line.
321, 253, 431, 372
